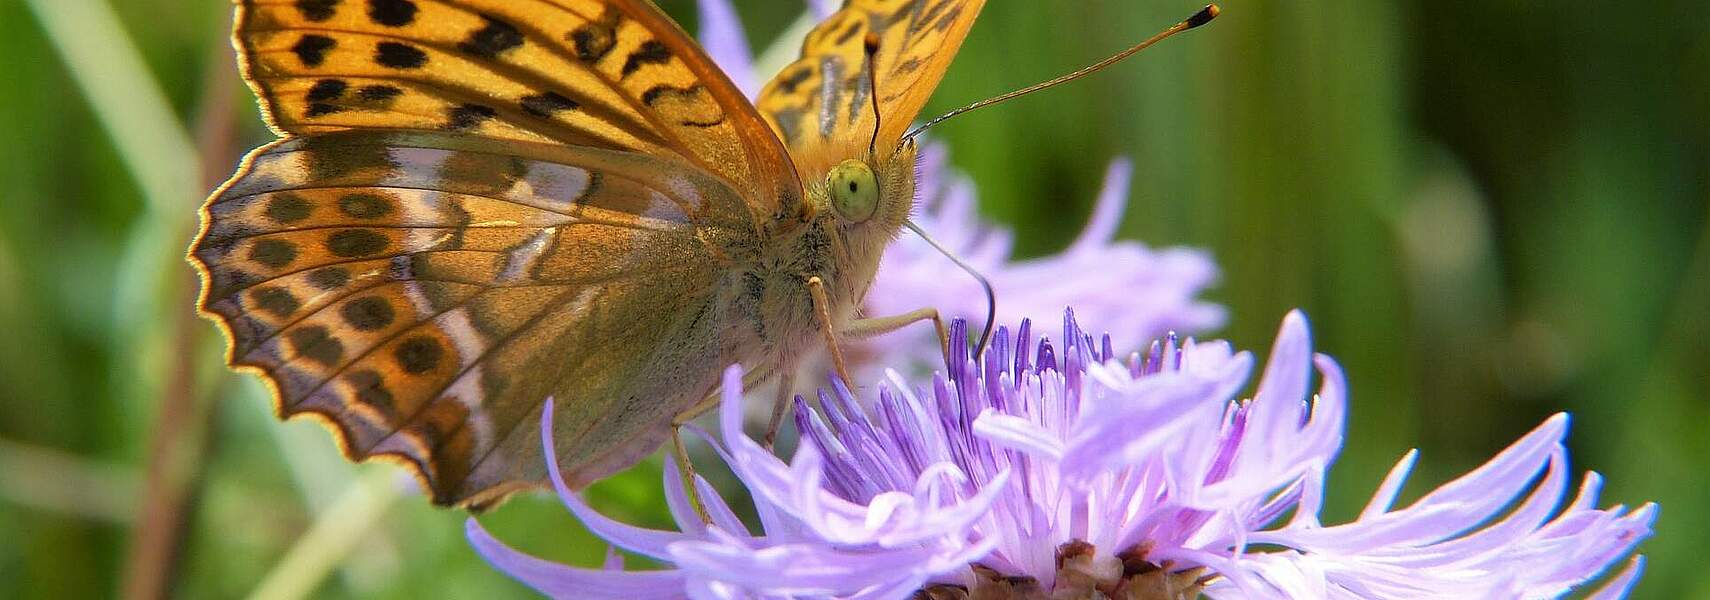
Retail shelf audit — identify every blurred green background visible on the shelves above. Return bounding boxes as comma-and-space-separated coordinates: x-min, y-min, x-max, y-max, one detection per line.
1, 0, 1704, 598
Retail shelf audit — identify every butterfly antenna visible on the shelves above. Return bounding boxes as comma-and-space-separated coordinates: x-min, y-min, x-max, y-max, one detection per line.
903, 219, 997, 359
902, 4, 1220, 143
864, 32, 882, 157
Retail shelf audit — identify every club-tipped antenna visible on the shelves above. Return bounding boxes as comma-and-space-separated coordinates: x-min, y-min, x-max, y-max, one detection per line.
902, 4, 1220, 143
903, 219, 996, 359
863, 32, 882, 157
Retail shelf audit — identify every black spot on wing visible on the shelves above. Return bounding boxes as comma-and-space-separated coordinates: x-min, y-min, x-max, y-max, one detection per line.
620, 40, 672, 77
445, 103, 497, 131
366, 0, 417, 27
304, 79, 349, 118
308, 267, 350, 290
520, 92, 578, 118
357, 85, 402, 103
641, 84, 701, 106
641, 85, 727, 127
295, 0, 339, 22
289, 325, 345, 367
459, 14, 525, 59
341, 296, 396, 331
375, 41, 428, 69
338, 193, 394, 219
394, 336, 443, 374
347, 370, 396, 417
326, 229, 389, 257
250, 238, 299, 269
568, 11, 618, 63
307, 79, 347, 102
209, 269, 261, 301
305, 103, 342, 118
253, 286, 301, 317
264, 193, 311, 224
292, 35, 336, 68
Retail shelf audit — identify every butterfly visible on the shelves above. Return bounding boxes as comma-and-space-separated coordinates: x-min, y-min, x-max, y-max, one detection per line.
188, 0, 989, 509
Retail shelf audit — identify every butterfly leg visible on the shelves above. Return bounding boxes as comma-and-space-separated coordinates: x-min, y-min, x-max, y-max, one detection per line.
842, 307, 951, 363
669, 428, 710, 523
806, 276, 855, 387
761, 370, 796, 450
668, 366, 776, 524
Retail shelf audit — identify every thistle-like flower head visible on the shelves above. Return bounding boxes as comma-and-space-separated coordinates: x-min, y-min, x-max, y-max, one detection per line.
468, 310, 1653, 599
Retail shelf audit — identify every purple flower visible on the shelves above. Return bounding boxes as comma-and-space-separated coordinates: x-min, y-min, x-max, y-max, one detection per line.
698, 0, 1224, 375
467, 309, 1654, 599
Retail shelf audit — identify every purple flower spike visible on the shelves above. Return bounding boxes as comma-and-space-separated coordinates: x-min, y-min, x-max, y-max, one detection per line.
469, 309, 1654, 599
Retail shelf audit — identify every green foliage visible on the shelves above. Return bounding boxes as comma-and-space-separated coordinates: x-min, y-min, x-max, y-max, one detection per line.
0, 0, 1703, 598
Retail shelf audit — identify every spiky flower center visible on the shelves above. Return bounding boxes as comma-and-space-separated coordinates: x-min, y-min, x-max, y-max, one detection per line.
912, 542, 1209, 600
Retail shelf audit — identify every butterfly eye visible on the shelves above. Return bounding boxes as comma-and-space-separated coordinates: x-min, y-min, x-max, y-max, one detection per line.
827, 159, 880, 223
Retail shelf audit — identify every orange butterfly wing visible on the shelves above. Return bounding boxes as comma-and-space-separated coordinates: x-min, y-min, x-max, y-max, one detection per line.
194, 0, 801, 508
239, 0, 799, 212
757, 0, 985, 162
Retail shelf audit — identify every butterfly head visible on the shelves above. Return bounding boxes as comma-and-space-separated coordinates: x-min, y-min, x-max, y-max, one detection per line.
813, 140, 917, 234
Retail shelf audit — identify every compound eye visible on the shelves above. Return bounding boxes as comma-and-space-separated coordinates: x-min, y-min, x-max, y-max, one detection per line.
827, 159, 880, 223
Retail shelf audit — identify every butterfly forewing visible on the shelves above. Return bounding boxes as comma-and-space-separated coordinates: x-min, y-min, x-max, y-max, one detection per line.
757, 0, 985, 158
239, 0, 798, 212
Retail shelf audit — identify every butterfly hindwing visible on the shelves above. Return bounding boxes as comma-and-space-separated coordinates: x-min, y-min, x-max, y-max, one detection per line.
756, 0, 985, 158
239, 0, 799, 213
192, 130, 759, 506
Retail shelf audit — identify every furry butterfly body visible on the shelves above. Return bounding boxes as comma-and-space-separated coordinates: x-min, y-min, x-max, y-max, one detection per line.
191, 0, 981, 508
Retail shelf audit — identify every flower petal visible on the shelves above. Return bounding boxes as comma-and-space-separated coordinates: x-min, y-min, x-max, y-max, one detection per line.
1586, 556, 1645, 600
1066, 157, 1132, 255
541, 400, 691, 559
695, 0, 755, 96
465, 519, 686, 600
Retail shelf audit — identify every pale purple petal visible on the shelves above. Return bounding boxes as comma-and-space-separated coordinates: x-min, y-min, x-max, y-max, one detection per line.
695, 0, 756, 96
668, 538, 936, 596
1587, 556, 1646, 600
1065, 158, 1132, 255
971, 410, 1063, 459
541, 400, 692, 560
1357, 450, 1419, 520
808, 0, 838, 20
465, 519, 687, 600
